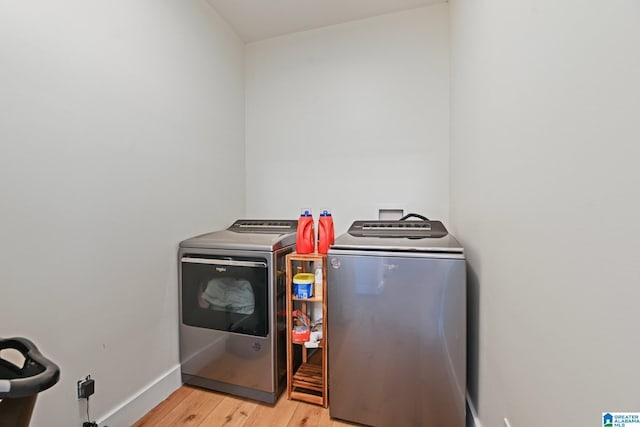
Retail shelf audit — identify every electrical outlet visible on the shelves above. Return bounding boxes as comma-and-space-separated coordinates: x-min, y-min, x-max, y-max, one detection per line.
77, 375, 95, 399
504, 417, 513, 427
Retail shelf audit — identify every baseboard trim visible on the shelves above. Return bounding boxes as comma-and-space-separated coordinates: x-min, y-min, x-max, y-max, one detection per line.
98, 364, 181, 427
467, 391, 483, 427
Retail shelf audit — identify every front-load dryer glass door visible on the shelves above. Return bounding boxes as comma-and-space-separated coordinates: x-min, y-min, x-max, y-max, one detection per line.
181, 255, 269, 337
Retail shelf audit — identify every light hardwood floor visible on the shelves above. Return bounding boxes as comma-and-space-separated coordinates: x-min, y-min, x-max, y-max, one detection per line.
132, 386, 364, 427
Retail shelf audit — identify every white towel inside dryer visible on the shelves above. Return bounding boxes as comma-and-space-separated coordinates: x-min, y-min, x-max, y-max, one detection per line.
201, 278, 255, 314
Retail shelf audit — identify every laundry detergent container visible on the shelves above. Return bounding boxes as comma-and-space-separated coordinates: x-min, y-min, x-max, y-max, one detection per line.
293, 273, 315, 299
0, 337, 60, 427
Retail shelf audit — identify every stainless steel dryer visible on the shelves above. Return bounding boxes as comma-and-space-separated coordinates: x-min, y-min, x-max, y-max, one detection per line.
178, 219, 296, 404
327, 217, 466, 426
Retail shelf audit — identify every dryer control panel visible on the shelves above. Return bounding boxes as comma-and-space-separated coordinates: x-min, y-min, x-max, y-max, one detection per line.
229, 219, 298, 234
347, 220, 448, 238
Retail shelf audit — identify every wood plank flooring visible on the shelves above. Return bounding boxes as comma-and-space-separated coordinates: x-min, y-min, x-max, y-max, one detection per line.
132, 386, 364, 427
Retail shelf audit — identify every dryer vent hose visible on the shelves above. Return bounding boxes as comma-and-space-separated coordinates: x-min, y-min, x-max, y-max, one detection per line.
399, 213, 429, 221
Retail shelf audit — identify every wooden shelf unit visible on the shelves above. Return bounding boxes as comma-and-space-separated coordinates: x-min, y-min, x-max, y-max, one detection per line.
285, 252, 328, 407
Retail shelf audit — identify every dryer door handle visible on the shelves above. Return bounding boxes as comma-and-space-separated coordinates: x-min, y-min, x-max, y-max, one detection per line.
181, 257, 267, 268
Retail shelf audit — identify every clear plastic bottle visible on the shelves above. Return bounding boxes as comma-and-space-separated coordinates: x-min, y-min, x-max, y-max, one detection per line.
314, 262, 323, 299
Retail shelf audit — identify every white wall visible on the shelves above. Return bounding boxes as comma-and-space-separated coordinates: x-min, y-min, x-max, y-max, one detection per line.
0, 1, 245, 426
449, 1, 640, 426
245, 4, 450, 233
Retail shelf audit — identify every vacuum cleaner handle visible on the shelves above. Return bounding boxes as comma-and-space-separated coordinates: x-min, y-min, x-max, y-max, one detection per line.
0, 337, 60, 398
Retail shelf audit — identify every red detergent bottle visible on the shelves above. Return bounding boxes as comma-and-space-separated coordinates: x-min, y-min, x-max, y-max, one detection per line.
317, 208, 335, 254
296, 209, 315, 254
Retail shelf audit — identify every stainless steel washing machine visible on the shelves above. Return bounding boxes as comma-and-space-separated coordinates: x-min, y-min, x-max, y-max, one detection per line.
327, 216, 466, 426
178, 220, 296, 404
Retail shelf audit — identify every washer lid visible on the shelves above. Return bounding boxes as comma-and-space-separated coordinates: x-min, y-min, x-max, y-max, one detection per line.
179, 219, 297, 251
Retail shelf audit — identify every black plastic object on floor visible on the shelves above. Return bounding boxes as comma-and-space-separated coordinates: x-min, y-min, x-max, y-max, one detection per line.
0, 337, 60, 427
